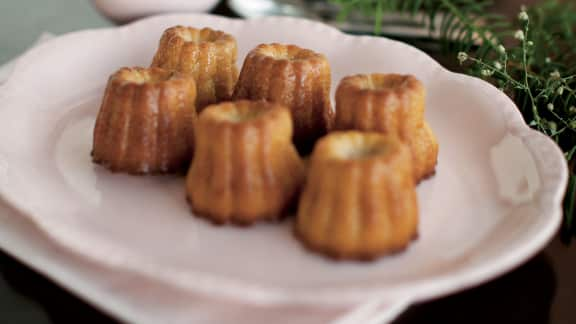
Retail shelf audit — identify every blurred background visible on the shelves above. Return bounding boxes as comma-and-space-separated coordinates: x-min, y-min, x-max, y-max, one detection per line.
0, 0, 536, 64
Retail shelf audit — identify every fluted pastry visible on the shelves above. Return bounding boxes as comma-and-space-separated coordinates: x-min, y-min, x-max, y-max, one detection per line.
187, 100, 305, 225
409, 122, 439, 180
151, 26, 238, 110
233, 43, 333, 153
92, 67, 197, 174
334, 73, 438, 180
295, 131, 418, 260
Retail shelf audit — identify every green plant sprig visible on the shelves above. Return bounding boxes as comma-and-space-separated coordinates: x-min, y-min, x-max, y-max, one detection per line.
331, 0, 576, 240
332, 0, 510, 60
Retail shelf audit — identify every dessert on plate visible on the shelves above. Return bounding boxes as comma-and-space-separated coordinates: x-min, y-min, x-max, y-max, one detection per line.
186, 100, 305, 225
295, 131, 419, 260
334, 73, 438, 180
91, 26, 436, 261
92, 67, 197, 174
408, 122, 439, 180
151, 26, 239, 111
233, 43, 333, 153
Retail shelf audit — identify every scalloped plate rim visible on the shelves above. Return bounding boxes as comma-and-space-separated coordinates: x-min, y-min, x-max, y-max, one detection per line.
0, 13, 569, 306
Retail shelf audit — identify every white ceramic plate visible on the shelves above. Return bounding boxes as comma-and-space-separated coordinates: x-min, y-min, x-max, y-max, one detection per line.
0, 14, 568, 306
0, 201, 410, 324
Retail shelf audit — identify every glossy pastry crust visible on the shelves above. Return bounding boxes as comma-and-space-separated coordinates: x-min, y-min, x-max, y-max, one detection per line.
186, 100, 305, 225
233, 43, 333, 153
335, 73, 438, 180
295, 131, 419, 260
151, 26, 239, 110
92, 67, 197, 174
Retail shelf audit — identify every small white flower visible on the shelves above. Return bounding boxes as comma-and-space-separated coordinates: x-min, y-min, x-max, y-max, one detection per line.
497, 44, 506, 55
550, 70, 561, 79
481, 69, 493, 77
493, 62, 503, 70
557, 86, 564, 95
518, 11, 529, 21
545, 57, 551, 64
514, 30, 525, 41
547, 103, 554, 111
527, 40, 534, 46
569, 106, 576, 114
457, 52, 468, 64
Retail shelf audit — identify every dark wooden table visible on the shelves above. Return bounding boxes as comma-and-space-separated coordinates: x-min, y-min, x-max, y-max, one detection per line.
1, 1, 574, 323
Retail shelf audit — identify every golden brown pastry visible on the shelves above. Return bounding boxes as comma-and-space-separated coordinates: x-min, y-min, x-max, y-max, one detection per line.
187, 100, 305, 225
295, 131, 418, 260
92, 67, 197, 174
151, 26, 238, 110
233, 43, 333, 153
409, 122, 439, 180
334, 73, 438, 180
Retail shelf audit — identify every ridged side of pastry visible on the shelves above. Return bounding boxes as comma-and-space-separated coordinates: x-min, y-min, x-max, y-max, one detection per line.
92, 67, 197, 174
151, 26, 239, 110
335, 73, 437, 181
233, 43, 333, 153
187, 100, 305, 225
295, 131, 419, 260
409, 122, 439, 180
335, 74, 424, 138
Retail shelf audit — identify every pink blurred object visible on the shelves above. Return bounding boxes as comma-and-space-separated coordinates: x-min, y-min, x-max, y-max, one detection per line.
90, 0, 220, 23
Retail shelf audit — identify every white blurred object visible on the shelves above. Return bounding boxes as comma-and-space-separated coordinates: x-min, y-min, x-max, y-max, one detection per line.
90, 0, 220, 23
228, 0, 318, 18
